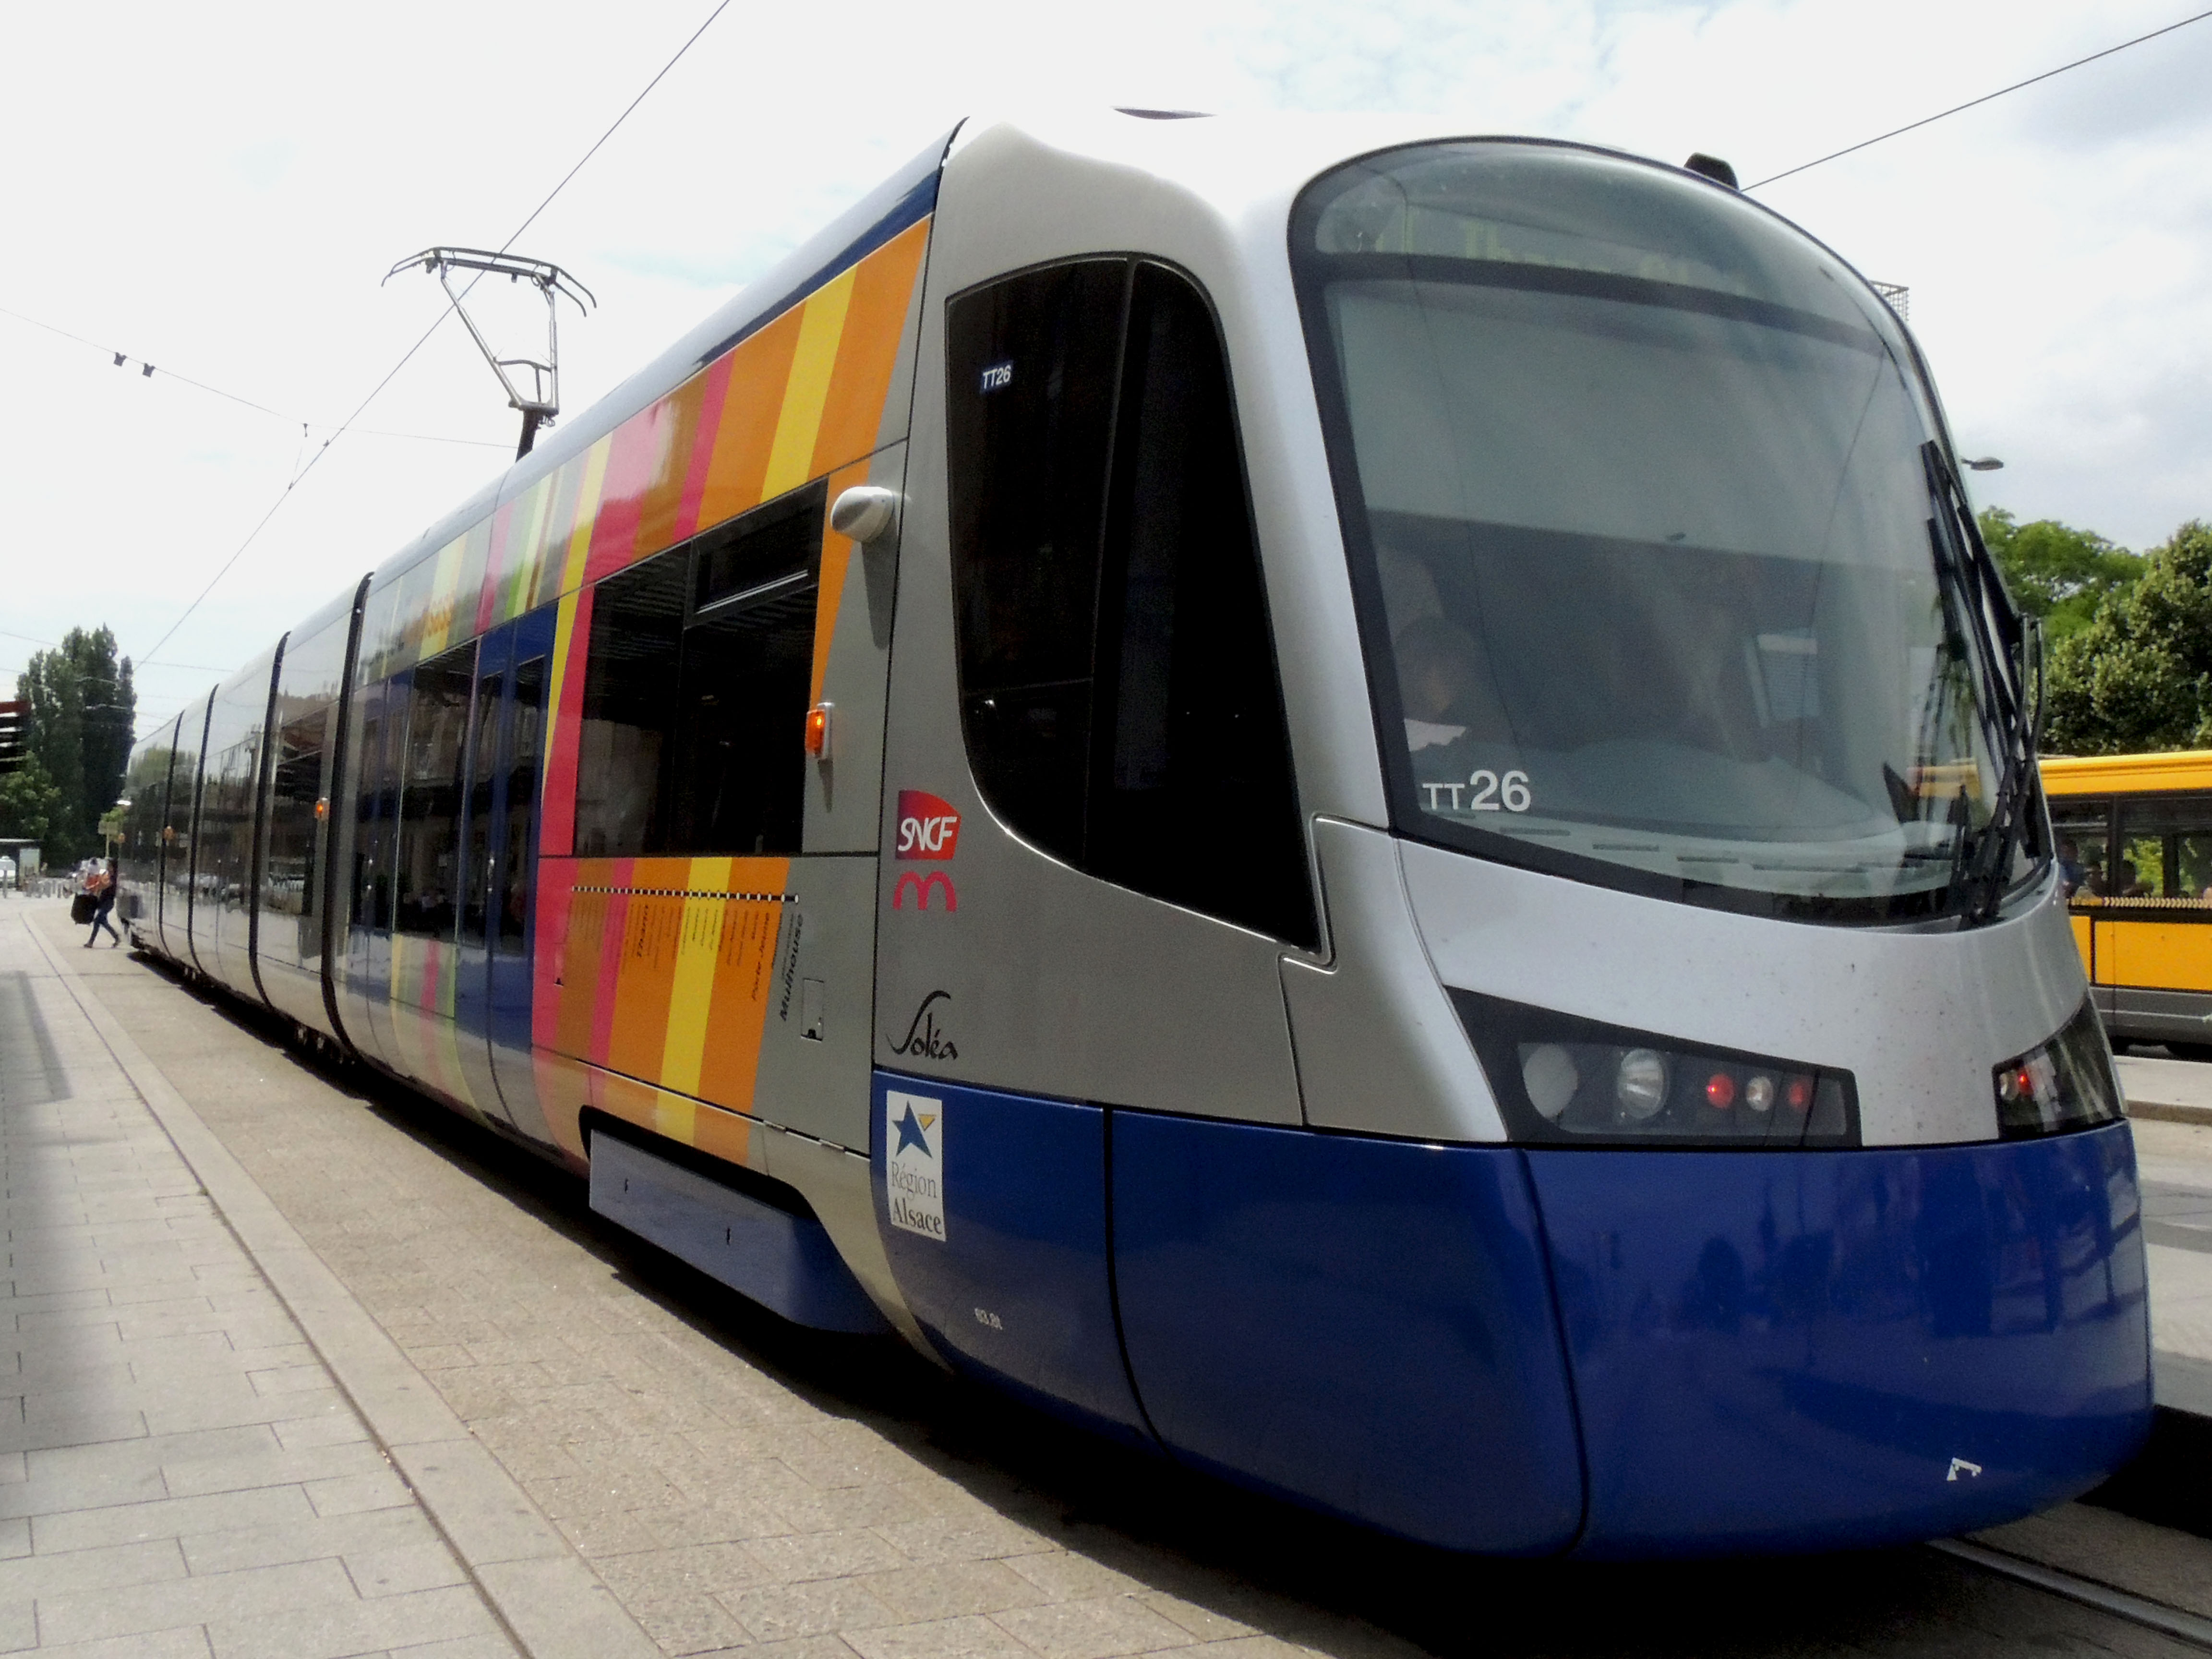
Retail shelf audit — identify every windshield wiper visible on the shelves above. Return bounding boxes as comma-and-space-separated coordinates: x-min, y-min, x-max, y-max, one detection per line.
1921, 441, 2041, 925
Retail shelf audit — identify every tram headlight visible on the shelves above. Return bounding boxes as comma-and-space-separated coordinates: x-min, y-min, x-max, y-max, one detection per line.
1450, 987, 1858, 1147
1993, 1001, 2122, 1140
1616, 1050, 1669, 1120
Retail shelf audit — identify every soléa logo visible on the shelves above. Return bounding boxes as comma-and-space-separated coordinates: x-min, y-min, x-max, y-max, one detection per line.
885, 1092, 946, 1242
896, 791, 961, 860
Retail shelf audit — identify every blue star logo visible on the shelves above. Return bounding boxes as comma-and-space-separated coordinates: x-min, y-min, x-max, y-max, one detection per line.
894, 1104, 934, 1157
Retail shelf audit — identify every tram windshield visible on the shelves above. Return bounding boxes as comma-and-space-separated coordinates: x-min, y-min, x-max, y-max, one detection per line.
1291, 141, 2037, 920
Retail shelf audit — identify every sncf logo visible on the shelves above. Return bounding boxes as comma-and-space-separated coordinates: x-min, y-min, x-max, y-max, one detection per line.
896, 791, 961, 861
892, 871, 957, 912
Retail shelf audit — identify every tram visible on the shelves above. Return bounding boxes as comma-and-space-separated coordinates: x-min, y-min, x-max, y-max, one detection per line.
117, 111, 2150, 1558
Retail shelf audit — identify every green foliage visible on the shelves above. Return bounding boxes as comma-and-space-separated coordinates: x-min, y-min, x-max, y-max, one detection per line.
1979, 507, 2142, 644
2044, 521, 2212, 755
13, 627, 135, 863
0, 755, 65, 849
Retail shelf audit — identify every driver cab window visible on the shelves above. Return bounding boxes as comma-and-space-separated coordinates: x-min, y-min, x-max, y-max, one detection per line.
945, 258, 1314, 947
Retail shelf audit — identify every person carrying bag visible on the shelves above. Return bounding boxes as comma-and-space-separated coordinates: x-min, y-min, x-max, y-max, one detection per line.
84, 860, 121, 948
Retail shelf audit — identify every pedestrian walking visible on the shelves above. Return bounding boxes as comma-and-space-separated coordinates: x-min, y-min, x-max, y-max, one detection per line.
85, 858, 121, 948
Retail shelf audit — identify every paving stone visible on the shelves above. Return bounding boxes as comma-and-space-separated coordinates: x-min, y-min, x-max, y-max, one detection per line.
858, 1561, 1054, 1623
987, 1598, 1200, 1659
201, 1581, 507, 1659
182, 1503, 443, 1575
31, 1480, 314, 1554
32, 1554, 358, 1645
303, 1467, 417, 1518
159, 1433, 389, 1498
345, 1538, 475, 1598
8, 1623, 215, 1658
842, 1614, 1037, 1659
746, 1529, 914, 1585
723, 1578, 903, 1642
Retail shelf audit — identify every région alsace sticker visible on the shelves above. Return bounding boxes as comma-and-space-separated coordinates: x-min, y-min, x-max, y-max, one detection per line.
886, 1092, 947, 1242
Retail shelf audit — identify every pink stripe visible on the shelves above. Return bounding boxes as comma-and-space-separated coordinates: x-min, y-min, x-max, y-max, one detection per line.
672, 353, 733, 545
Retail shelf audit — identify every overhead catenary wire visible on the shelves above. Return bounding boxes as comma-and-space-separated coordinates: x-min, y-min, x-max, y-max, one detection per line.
1746, 4, 2212, 189
0, 301, 511, 449
132, 0, 735, 675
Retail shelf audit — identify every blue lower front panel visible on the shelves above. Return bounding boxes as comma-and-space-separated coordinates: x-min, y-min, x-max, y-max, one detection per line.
1528, 1121, 2153, 1557
1112, 1114, 1584, 1553
589, 1135, 887, 1334
871, 1073, 1153, 1444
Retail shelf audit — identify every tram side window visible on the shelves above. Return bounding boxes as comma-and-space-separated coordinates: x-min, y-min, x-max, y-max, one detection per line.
946, 258, 1316, 945
354, 703, 392, 931
2116, 796, 2212, 903
394, 647, 475, 938
200, 735, 258, 918
499, 656, 546, 954
672, 485, 822, 857
2049, 799, 2110, 900
266, 708, 327, 943
462, 671, 501, 940
574, 487, 822, 859
576, 556, 683, 858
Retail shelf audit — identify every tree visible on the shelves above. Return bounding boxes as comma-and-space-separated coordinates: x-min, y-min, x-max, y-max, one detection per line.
2043, 521, 2212, 755
1980, 507, 2142, 645
0, 755, 65, 850
14, 627, 135, 863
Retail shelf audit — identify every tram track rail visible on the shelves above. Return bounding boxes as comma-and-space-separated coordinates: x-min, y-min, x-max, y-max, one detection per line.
1930, 1536, 2212, 1650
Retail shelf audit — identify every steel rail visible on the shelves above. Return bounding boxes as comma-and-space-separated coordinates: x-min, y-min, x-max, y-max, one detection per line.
1930, 1536, 2212, 1650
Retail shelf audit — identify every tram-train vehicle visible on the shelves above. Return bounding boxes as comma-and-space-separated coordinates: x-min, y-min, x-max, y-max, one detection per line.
119, 111, 2150, 1558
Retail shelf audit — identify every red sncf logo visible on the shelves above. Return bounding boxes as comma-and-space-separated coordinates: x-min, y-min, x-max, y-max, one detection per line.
896, 791, 961, 861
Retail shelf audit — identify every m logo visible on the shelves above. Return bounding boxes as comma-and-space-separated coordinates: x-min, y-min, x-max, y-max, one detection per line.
896, 791, 961, 860
892, 871, 958, 912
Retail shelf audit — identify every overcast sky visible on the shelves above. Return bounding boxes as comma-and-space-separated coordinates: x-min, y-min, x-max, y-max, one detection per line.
4, 0, 2208, 739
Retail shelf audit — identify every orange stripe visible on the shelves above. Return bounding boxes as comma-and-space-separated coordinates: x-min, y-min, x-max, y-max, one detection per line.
694, 307, 805, 531
811, 219, 930, 473
556, 882, 609, 1058
696, 857, 792, 1113
810, 460, 871, 706
694, 1103, 753, 1168
531, 1047, 591, 1163
605, 856, 690, 1082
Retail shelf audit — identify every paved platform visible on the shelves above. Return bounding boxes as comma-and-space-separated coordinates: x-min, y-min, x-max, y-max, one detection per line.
0, 905, 525, 1656
2119, 1055, 2212, 1126
10, 893, 2212, 1659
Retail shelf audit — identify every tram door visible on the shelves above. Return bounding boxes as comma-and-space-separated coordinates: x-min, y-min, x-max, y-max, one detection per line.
450, 634, 512, 1126
469, 608, 555, 1142
874, 257, 1315, 1434
342, 677, 403, 1073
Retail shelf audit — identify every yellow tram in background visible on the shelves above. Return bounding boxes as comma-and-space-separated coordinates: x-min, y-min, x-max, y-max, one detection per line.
2044, 750, 2212, 1056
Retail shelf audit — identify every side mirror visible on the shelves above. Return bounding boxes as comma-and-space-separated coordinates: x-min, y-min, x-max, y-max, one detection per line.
830, 486, 901, 544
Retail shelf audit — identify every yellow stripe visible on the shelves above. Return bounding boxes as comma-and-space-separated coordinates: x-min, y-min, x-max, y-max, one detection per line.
540, 439, 612, 781
659, 856, 731, 1097
760, 270, 855, 499
544, 587, 582, 782
506, 478, 552, 620
562, 438, 612, 595
653, 1091, 698, 1146
420, 534, 469, 658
